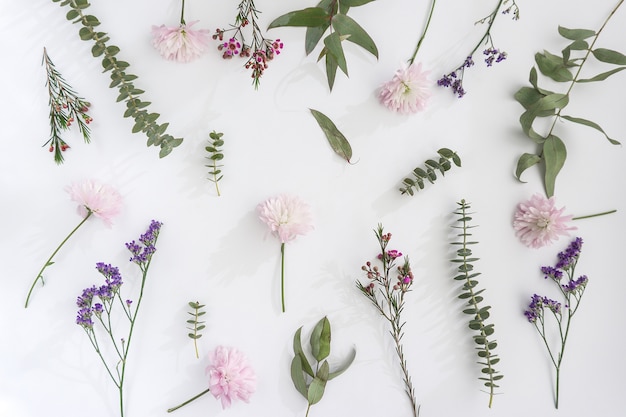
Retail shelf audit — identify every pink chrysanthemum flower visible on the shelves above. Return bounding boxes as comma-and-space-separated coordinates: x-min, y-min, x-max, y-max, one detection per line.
207, 346, 256, 409
66, 179, 123, 227
151, 21, 210, 63
257, 194, 314, 243
513, 194, 576, 248
379, 62, 431, 114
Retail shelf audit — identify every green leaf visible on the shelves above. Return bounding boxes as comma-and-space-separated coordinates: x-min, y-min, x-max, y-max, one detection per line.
543, 135, 567, 197
341, 0, 376, 5
328, 347, 356, 380
66, 9, 79, 20
309, 109, 353, 162
305, 24, 330, 55
577, 67, 626, 83
592, 48, 626, 65
515, 153, 542, 182
535, 51, 573, 82
91, 43, 105, 57
558, 26, 596, 40
268, 8, 329, 29
323, 32, 348, 76
307, 361, 329, 405
310, 316, 331, 362
290, 356, 309, 399
325, 51, 338, 91
561, 115, 621, 145
293, 327, 315, 377
528, 67, 554, 96
331, 14, 378, 58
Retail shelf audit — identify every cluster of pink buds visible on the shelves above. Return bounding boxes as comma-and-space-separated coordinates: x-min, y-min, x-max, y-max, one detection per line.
394, 269, 414, 292
49, 143, 70, 152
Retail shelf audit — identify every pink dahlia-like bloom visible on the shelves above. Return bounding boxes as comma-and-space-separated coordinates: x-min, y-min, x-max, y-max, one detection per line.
66, 179, 122, 227
151, 21, 210, 63
207, 346, 256, 409
513, 194, 576, 248
257, 194, 314, 243
378, 62, 431, 114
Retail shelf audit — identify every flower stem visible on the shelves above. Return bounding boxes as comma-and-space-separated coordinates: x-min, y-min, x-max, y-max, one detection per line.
572, 209, 616, 221
409, 0, 436, 63
280, 242, 286, 313
305, 402, 312, 417
25, 210, 92, 308
180, 0, 186, 25
167, 388, 211, 413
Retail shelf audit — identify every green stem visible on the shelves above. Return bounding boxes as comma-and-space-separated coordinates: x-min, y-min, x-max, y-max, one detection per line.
572, 209, 616, 220
280, 242, 286, 313
25, 210, 93, 308
409, 0, 437, 63
180, 0, 186, 25
167, 388, 211, 413
468, 0, 505, 58
305, 402, 312, 417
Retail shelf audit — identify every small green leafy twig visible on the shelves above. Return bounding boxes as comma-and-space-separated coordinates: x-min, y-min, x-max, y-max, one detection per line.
399, 148, 461, 195
451, 200, 502, 407
268, 0, 379, 91
51, 0, 183, 158
205, 131, 225, 196
290, 316, 356, 417
42, 47, 93, 164
186, 301, 206, 359
309, 109, 353, 162
514, 0, 624, 197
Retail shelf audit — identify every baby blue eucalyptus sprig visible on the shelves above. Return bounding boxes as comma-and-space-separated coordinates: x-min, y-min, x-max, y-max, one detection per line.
514, 0, 624, 197
268, 0, 378, 91
205, 131, 225, 196
50, 0, 183, 157
451, 200, 502, 408
186, 301, 206, 359
290, 316, 356, 417
399, 148, 461, 195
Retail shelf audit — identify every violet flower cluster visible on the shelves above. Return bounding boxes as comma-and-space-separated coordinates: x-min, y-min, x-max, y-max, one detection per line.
523, 237, 588, 409
436, 49, 507, 98
76, 220, 163, 417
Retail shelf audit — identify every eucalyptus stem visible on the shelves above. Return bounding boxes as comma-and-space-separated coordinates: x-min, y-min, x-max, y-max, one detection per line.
409, 0, 437, 63
167, 388, 211, 413
25, 210, 93, 308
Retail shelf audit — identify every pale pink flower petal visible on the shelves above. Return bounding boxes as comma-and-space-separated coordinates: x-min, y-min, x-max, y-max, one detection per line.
378, 62, 431, 114
513, 194, 576, 248
207, 346, 256, 409
66, 179, 122, 227
151, 21, 210, 63
257, 194, 313, 243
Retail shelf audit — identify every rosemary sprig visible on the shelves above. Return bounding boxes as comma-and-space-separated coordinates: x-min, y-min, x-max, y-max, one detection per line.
42, 47, 92, 164
186, 301, 206, 359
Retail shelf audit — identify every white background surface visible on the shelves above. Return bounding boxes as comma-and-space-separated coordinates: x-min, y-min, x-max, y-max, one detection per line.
1, 0, 625, 416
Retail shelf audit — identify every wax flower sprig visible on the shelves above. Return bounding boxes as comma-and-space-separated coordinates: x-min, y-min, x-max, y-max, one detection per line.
212, 0, 284, 88
513, 0, 624, 197
152, 0, 210, 62
42, 47, 93, 164
76, 220, 162, 417
437, 0, 519, 97
25, 179, 122, 308
356, 225, 419, 417
524, 237, 588, 408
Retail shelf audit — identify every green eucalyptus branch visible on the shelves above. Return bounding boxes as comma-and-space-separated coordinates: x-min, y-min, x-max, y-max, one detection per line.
42, 47, 93, 164
186, 301, 206, 359
51, 0, 183, 158
268, 0, 379, 91
514, 0, 624, 197
290, 316, 356, 417
399, 148, 461, 196
451, 200, 502, 408
205, 131, 225, 196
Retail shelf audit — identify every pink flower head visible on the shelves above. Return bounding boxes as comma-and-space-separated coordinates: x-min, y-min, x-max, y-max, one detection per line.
378, 62, 431, 114
66, 179, 122, 227
207, 346, 256, 409
513, 194, 576, 248
151, 21, 210, 63
257, 194, 313, 243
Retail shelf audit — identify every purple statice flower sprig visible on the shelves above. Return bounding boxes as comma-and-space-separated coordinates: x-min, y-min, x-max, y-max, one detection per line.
437, 0, 518, 97
523, 237, 588, 409
76, 220, 163, 417
356, 224, 419, 417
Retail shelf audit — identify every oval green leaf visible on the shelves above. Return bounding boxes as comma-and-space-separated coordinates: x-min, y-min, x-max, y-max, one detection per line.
309, 109, 353, 162
268, 8, 329, 29
331, 14, 378, 58
543, 135, 567, 197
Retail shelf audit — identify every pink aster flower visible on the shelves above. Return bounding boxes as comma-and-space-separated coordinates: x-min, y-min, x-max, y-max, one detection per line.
257, 194, 313, 312
167, 346, 256, 413
151, 21, 210, 63
378, 62, 431, 114
207, 346, 257, 409
25, 180, 122, 308
513, 194, 576, 249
